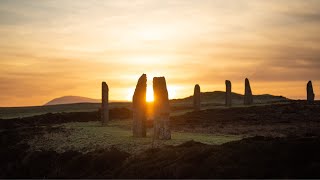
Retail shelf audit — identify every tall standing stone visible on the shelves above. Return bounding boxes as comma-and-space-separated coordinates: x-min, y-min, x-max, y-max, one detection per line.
153, 77, 171, 140
244, 78, 253, 105
193, 84, 201, 111
307, 81, 315, 104
225, 80, 232, 107
101, 82, 109, 125
132, 74, 147, 137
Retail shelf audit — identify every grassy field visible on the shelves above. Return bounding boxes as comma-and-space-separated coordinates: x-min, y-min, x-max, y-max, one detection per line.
0, 101, 290, 119
26, 119, 242, 153
0, 91, 289, 119
0, 102, 131, 119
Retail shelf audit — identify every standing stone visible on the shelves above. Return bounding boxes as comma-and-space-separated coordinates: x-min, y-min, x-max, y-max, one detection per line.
101, 82, 109, 125
132, 74, 147, 137
307, 81, 315, 104
244, 78, 253, 105
193, 84, 201, 111
225, 80, 232, 107
153, 77, 171, 140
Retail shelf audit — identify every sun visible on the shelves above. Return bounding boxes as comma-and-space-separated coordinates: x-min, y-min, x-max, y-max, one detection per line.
137, 26, 166, 41
146, 86, 154, 102
127, 75, 178, 102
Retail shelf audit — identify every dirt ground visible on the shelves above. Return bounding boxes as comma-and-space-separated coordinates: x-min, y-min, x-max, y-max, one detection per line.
171, 101, 320, 137
1, 101, 320, 178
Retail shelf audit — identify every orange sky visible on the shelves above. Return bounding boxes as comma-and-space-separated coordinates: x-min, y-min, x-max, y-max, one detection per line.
0, 0, 320, 107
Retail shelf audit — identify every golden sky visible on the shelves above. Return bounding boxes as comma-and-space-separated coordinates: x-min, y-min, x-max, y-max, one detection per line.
1, 0, 320, 106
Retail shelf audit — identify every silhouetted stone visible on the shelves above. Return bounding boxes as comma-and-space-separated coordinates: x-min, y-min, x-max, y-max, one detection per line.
244, 78, 253, 105
225, 80, 232, 107
132, 74, 147, 137
153, 77, 171, 140
101, 82, 109, 125
307, 81, 315, 104
193, 84, 201, 111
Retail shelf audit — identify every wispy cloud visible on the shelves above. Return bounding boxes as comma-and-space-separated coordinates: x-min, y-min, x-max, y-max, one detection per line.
0, 0, 319, 106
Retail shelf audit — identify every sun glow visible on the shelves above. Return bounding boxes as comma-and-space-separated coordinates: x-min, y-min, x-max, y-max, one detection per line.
146, 86, 154, 102
126, 75, 179, 102
136, 26, 170, 41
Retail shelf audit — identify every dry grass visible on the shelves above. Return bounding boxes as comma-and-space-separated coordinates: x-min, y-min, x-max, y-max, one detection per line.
26, 119, 241, 153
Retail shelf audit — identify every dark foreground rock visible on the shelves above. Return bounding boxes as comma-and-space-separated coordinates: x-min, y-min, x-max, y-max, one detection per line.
0, 145, 129, 178
117, 136, 320, 179
2, 124, 320, 179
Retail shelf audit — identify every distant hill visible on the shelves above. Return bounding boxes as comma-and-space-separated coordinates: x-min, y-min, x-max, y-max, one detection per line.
45, 92, 288, 106
171, 91, 289, 105
45, 96, 100, 106
1, 92, 289, 119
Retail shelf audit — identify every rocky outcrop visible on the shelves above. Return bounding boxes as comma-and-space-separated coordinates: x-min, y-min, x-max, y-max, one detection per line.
132, 74, 147, 137
153, 77, 171, 140
225, 80, 232, 107
307, 81, 315, 104
244, 78, 253, 105
101, 82, 109, 125
193, 84, 201, 111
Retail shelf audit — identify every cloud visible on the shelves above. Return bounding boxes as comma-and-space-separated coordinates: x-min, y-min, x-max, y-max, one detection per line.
0, 0, 320, 106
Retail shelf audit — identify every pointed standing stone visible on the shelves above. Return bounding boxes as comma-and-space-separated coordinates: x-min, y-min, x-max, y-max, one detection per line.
307, 81, 315, 104
244, 78, 253, 105
225, 80, 232, 107
153, 77, 171, 140
132, 74, 147, 137
101, 82, 109, 125
193, 84, 201, 111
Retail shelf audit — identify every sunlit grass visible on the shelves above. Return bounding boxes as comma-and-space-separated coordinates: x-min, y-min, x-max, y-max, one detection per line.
27, 119, 242, 154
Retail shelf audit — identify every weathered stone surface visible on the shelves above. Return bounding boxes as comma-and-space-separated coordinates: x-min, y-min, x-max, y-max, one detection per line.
153, 77, 171, 140
244, 78, 253, 105
132, 74, 147, 137
307, 81, 315, 104
193, 84, 201, 111
101, 82, 109, 125
225, 80, 232, 107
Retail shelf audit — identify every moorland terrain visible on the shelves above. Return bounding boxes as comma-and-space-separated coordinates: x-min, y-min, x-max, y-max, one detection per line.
1, 92, 320, 178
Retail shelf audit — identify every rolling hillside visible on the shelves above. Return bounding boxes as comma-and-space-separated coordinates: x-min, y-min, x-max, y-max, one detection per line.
45, 96, 100, 106
171, 91, 288, 105
0, 92, 289, 119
